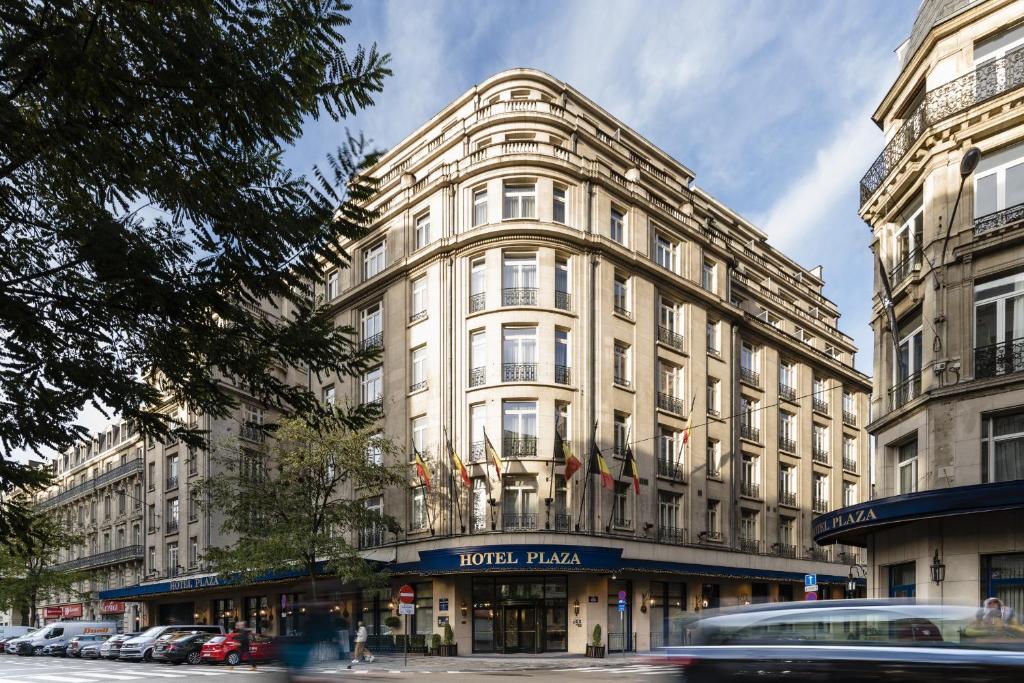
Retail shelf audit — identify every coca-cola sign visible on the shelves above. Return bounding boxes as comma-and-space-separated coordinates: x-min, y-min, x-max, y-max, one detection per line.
61, 603, 83, 618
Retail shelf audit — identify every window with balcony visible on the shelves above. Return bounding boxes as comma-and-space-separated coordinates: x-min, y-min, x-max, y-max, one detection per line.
555, 328, 570, 384
553, 185, 566, 223
739, 509, 759, 552
982, 410, 1024, 482
366, 432, 383, 465
188, 490, 198, 521
555, 257, 570, 310
843, 391, 857, 425
411, 416, 427, 462
657, 426, 682, 477
503, 253, 537, 305
779, 464, 796, 507
411, 276, 427, 321
502, 477, 537, 530
610, 207, 625, 244
813, 375, 830, 413
613, 341, 631, 387
890, 200, 922, 285
363, 239, 386, 280
702, 259, 716, 292
654, 231, 677, 272
189, 537, 199, 568
326, 270, 338, 300
843, 436, 857, 472
613, 272, 630, 316
741, 454, 759, 498
502, 401, 538, 458
658, 492, 683, 544
658, 296, 684, 349
470, 257, 486, 312
472, 188, 488, 227
410, 345, 427, 392
469, 403, 486, 464
740, 397, 760, 442
360, 495, 384, 547
706, 439, 721, 478
614, 412, 631, 458
472, 479, 487, 531
503, 182, 536, 219
167, 542, 179, 577
166, 497, 179, 532
813, 473, 829, 512
502, 326, 537, 381
740, 341, 760, 386
361, 302, 383, 349
707, 378, 720, 417
613, 482, 632, 528
779, 411, 796, 452
706, 499, 721, 539
470, 330, 486, 387
411, 487, 428, 531
658, 361, 683, 414
975, 271, 1024, 379
706, 319, 720, 355
813, 424, 829, 463
974, 141, 1024, 233
778, 516, 796, 556
414, 212, 431, 250
893, 321, 922, 408
166, 455, 178, 490
362, 366, 383, 405
843, 480, 857, 507
555, 402, 570, 453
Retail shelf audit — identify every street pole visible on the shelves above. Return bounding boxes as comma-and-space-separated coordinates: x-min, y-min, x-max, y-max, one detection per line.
404, 614, 408, 667
620, 610, 624, 657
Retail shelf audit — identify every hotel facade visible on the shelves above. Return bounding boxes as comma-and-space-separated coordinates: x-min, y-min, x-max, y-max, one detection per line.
817, 0, 1024, 612
51, 69, 869, 654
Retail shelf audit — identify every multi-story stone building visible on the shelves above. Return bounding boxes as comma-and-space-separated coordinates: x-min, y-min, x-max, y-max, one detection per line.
816, 0, 1024, 610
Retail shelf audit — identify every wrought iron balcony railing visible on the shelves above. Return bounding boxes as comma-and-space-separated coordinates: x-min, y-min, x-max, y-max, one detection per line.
358, 527, 385, 549
502, 433, 537, 459
779, 491, 797, 507
740, 424, 760, 442
469, 367, 486, 387
469, 292, 486, 313
860, 45, 1024, 206
656, 458, 687, 482
812, 448, 830, 465
555, 365, 571, 385
843, 456, 858, 473
165, 475, 178, 491
469, 441, 485, 463
657, 526, 687, 545
975, 201, 1024, 236
740, 481, 761, 499
812, 497, 829, 514
738, 538, 762, 554
774, 543, 797, 559
614, 375, 631, 388
36, 458, 144, 510
889, 248, 922, 285
51, 545, 145, 572
409, 309, 427, 323
502, 288, 537, 306
706, 466, 721, 480
740, 367, 760, 387
554, 514, 572, 532
503, 363, 537, 382
843, 410, 857, 427
813, 398, 829, 414
503, 513, 537, 531
360, 332, 383, 351
657, 393, 685, 416
778, 436, 796, 453
166, 519, 179, 534
701, 530, 723, 542
807, 546, 831, 562
240, 423, 265, 442
409, 380, 427, 393
888, 371, 922, 411
554, 291, 571, 310
613, 304, 631, 318
658, 326, 685, 351
975, 337, 1024, 380
779, 383, 797, 402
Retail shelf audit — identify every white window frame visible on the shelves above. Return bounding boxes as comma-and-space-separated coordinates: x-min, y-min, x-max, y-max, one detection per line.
326, 270, 339, 300
411, 276, 428, 317
706, 320, 720, 353
813, 424, 829, 453
707, 378, 720, 413
502, 326, 537, 365
813, 473, 829, 504
654, 231, 677, 272
780, 464, 795, 497
552, 185, 566, 224
362, 366, 383, 404
702, 259, 716, 291
471, 258, 487, 295
470, 330, 486, 370
503, 182, 537, 219
897, 440, 918, 494
411, 345, 427, 388
414, 212, 431, 250
740, 341, 759, 373
363, 240, 386, 279
361, 302, 383, 341
411, 487, 428, 530
614, 342, 630, 384
610, 207, 625, 243
613, 273, 630, 313
472, 188, 488, 227
502, 401, 538, 439
779, 411, 795, 441
843, 480, 857, 507
659, 296, 681, 333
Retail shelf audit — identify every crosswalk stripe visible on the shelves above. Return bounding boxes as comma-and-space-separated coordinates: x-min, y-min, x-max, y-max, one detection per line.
0, 678, 40, 683
18, 676, 102, 683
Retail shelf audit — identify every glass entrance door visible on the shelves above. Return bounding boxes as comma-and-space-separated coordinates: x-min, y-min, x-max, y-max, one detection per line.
501, 606, 537, 653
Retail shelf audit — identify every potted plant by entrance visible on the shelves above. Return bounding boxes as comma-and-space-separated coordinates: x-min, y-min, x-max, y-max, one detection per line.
384, 615, 402, 647
438, 623, 458, 656
586, 624, 605, 658
429, 633, 442, 655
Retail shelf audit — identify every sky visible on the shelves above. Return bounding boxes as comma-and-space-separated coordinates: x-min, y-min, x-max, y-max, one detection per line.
70, 0, 920, 441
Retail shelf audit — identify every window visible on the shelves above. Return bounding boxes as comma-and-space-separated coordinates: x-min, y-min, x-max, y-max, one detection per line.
134, 483, 142, 509
740, 397, 759, 430
975, 272, 1024, 377
779, 516, 795, 550
740, 341, 759, 374
118, 489, 126, 514
555, 257, 570, 307
813, 424, 829, 456
414, 212, 431, 250
470, 257, 487, 311
148, 462, 155, 491
659, 296, 682, 334
167, 542, 179, 576
706, 320, 720, 354
470, 330, 486, 382
658, 426, 680, 464
148, 546, 156, 572
895, 439, 919, 494
552, 185, 566, 223
610, 207, 625, 243
472, 188, 488, 227
411, 277, 427, 319
503, 253, 537, 302
502, 326, 537, 377
362, 366, 383, 404
779, 464, 796, 502
411, 416, 428, 460
891, 200, 922, 282
555, 328, 570, 383
843, 391, 856, 419
982, 411, 1024, 482
188, 489, 198, 521
706, 439, 721, 477
975, 141, 1024, 220
613, 342, 630, 386
502, 401, 538, 452
843, 480, 857, 507
411, 487, 428, 530
613, 482, 632, 527
556, 402, 570, 443
472, 478, 488, 530
326, 270, 339, 300
780, 362, 796, 393
814, 375, 830, 408
654, 232, 677, 272
322, 385, 335, 405
363, 240, 386, 279
613, 273, 630, 314
658, 491, 681, 531
502, 477, 537, 529
361, 302, 383, 342
741, 453, 758, 490
503, 182, 536, 219
366, 432, 383, 465
167, 498, 179, 531
779, 411, 795, 448
739, 509, 758, 541
104, 494, 111, 519
132, 523, 141, 546
614, 412, 631, 457
411, 345, 427, 390
702, 259, 716, 291
470, 404, 485, 461
843, 436, 857, 468
189, 537, 199, 568
813, 473, 829, 509
658, 361, 680, 399
706, 500, 721, 536
706, 378, 720, 415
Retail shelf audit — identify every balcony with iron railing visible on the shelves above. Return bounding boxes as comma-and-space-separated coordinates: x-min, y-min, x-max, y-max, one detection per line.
37, 458, 144, 510
360, 332, 383, 352
469, 292, 486, 313
553, 514, 572, 531
409, 380, 427, 393
888, 371, 922, 411
409, 309, 427, 324
700, 530, 723, 543
240, 423, 266, 442
812, 497, 829, 514
657, 393, 685, 416
779, 384, 797, 402
779, 491, 797, 508
614, 374, 631, 388
738, 538, 762, 554
554, 291, 571, 311
503, 513, 538, 531
975, 201, 1024, 236
843, 410, 857, 427
657, 458, 687, 482
740, 367, 760, 387
807, 546, 831, 562
469, 367, 486, 387
778, 436, 796, 454
740, 481, 761, 499
889, 248, 922, 286
613, 304, 631, 318
812, 448, 830, 465
503, 363, 537, 382
469, 441, 485, 463
555, 365, 571, 385
657, 326, 685, 351
166, 518, 179, 534
51, 545, 145, 572
502, 288, 537, 307
860, 44, 1024, 206
739, 423, 760, 443
813, 397, 829, 415
165, 475, 178, 491
843, 456, 858, 473
657, 526, 687, 545
773, 543, 797, 559
358, 527, 385, 549
502, 433, 538, 459
975, 337, 1024, 380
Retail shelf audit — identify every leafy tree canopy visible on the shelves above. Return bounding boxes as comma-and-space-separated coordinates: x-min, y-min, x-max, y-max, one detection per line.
0, 1, 391, 538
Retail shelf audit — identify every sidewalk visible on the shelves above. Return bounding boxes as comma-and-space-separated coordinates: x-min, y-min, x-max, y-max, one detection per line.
327, 652, 649, 673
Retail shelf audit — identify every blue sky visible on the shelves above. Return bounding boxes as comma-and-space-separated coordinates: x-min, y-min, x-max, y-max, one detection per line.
285, 0, 920, 375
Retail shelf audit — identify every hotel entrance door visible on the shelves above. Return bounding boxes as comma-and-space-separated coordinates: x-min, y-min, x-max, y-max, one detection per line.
502, 605, 538, 653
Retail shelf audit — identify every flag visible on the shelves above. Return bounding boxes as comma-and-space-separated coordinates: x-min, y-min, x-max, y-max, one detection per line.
624, 446, 640, 494
484, 429, 503, 476
414, 449, 431, 491
448, 436, 471, 489
591, 442, 613, 490
682, 394, 697, 444
558, 430, 582, 480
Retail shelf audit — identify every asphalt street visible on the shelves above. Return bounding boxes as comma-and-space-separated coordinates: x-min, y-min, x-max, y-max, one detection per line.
0, 656, 679, 682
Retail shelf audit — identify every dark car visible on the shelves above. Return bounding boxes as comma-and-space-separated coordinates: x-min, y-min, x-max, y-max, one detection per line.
66, 634, 110, 658
153, 631, 214, 665
658, 600, 1024, 683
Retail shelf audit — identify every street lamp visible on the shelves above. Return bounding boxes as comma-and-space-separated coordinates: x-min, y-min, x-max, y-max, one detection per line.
846, 564, 866, 599
939, 146, 982, 266
930, 549, 946, 585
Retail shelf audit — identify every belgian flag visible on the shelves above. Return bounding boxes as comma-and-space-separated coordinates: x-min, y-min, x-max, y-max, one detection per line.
591, 442, 614, 490
448, 436, 471, 489
414, 448, 432, 491
624, 446, 640, 494
557, 429, 581, 480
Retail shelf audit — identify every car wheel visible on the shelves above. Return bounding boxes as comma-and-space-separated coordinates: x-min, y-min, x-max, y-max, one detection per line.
226, 652, 240, 666
187, 651, 202, 665
33, 647, 43, 656
143, 649, 153, 662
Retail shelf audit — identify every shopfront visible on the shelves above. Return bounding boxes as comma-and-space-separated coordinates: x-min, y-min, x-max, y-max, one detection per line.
471, 576, 567, 653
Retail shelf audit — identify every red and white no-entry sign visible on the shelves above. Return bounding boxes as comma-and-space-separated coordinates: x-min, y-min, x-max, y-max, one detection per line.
399, 584, 415, 604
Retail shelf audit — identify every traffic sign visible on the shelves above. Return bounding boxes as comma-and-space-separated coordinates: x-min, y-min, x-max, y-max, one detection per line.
399, 584, 415, 604
399, 602, 415, 615
804, 574, 817, 589
804, 584, 819, 593
805, 591, 818, 601
617, 602, 626, 612
617, 590, 627, 601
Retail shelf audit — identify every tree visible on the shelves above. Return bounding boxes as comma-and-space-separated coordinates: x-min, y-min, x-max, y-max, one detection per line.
200, 415, 406, 599
0, 2, 391, 537
0, 503, 84, 626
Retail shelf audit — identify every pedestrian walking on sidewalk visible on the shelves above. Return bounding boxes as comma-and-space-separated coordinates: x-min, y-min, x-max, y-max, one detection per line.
231, 621, 255, 671
347, 621, 375, 668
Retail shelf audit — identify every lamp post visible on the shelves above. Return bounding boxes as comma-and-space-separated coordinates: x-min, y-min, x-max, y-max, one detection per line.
846, 563, 866, 599
930, 549, 946, 585
939, 146, 982, 267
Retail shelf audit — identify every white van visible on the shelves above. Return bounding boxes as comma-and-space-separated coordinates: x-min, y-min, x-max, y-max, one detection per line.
17, 621, 117, 656
0, 626, 33, 640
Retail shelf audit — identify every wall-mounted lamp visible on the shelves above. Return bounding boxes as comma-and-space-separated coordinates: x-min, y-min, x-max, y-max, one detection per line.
193, 612, 200, 620
930, 549, 946, 585
573, 599, 580, 617
640, 591, 650, 613
460, 601, 467, 618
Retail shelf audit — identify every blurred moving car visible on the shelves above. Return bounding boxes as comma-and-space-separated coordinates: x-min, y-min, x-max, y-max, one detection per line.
153, 631, 214, 665
68, 634, 111, 658
659, 600, 1024, 683
99, 632, 138, 660
200, 633, 277, 665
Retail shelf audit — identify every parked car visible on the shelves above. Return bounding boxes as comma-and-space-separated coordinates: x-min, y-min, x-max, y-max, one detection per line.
67, 634, 111, 658
99, 632, 138, 660
658, 600, 1024, 683
154, 631, 214, 665
42, 641, 68, 656
17, 621, 116, 656
119, 625, 223, 662
200, 633, 277, 665
79, 639, 109, 659
4, 629, 42, 655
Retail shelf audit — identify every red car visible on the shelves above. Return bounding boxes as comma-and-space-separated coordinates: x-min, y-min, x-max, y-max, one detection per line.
199, 633, 277, 665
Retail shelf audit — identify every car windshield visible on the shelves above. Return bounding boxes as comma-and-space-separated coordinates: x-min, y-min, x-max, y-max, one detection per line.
136, 627, 165, 639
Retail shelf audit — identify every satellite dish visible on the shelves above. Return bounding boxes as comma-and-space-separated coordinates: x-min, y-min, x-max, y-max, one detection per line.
960, 147, 981, 178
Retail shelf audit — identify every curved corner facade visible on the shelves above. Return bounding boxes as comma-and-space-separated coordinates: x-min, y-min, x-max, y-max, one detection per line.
841, 0, 1024, 607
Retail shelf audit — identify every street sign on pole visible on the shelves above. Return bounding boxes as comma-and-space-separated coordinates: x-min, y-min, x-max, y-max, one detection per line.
399, 585, 415, 604
805, 591, 818, 601
804, 574, 817, 589
398, 602, 415, 615
617, 590, 627, 601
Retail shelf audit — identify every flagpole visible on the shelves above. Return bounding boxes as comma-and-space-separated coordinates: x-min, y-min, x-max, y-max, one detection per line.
575, 420, 597, 532
546, 424, 558, 530
605, 425, 630, 532
445, 427, 465, 534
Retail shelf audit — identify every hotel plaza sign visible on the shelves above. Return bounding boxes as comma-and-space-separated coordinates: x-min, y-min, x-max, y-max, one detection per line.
168, 575, 226, 592
413, 544, 624, 573
813, 507, 878, 538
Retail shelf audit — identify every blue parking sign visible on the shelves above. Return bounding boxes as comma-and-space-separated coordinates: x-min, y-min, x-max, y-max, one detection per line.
804, 574, 817, 588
